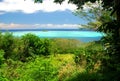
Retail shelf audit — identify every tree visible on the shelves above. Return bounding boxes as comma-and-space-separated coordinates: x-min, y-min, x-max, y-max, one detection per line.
73, 1, 113, 30
0, 32, 15, 59
21, 34, 52, 58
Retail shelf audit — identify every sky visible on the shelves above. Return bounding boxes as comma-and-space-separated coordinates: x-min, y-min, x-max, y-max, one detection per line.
0, 0, 88, 29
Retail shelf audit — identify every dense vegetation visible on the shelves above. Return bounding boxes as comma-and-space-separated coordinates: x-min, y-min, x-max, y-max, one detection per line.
35, 0, 120, 80
1, 0, 120, 80
0, 32, 105, 81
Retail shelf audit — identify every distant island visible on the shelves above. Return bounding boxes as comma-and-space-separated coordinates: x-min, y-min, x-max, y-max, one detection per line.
0, 28, 93, 32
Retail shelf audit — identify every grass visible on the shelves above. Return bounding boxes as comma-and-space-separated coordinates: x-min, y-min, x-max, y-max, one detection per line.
50, 54, 75, 68
49, 54, 85, 81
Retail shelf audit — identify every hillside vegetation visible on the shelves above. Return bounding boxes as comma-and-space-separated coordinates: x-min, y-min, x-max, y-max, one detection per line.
0, 32, 106, 81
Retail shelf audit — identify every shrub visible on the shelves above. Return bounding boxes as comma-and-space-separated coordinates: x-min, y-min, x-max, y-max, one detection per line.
66, 72, 102, 81
52, 38, 81, 54
21, 33, 40, 57
21, 34, 52, 59
0, 50, 5, 66
74, 41, 103, 72
0, 32, 15, 59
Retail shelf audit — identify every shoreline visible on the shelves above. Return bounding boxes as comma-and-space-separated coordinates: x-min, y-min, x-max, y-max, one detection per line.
0, 28, 93, 32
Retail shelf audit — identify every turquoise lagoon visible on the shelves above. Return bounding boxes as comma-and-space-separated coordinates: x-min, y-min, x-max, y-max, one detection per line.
6, 30, 104, 42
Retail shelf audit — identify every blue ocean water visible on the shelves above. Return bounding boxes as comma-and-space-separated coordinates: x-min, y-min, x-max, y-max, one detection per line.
3, 30, 103, 42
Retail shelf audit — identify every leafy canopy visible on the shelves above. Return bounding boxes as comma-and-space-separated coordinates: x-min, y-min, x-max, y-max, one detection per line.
35, 0, 113, 9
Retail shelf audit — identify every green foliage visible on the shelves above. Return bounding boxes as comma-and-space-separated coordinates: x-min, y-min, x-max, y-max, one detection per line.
74, 48, 86, 66
0, 33, 53, 62
36, 0, 97, 9
74, 1, 114, 30
34, 0, 120, 80
22, 34, 52, 56
16, 57, 58, 81
52, 38, 81, 54
0, 50, 5, 66
85, 42, 103, 71
66, 72, 102, 81
74, 41, 103, 71
97, 21, 120, 75
0, 32, 83, 62
1, 31, 116, 80
0, 32, 15, 59
0, 32, 105, 81
21, 33, 40, 57
0, 76, 9, 81
1, 54, 77, 81
34, 0, 42, 3
98, 20, 120, 34
34, 0, 115, 11
74, 1, 102, 20
42, 39, 52, 56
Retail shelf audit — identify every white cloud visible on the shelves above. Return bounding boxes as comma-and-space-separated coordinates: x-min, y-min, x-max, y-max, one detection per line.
0, 23, 81, 29
0, 0, 77, 14
34, 24, 81, 29
0, 23, 30, 28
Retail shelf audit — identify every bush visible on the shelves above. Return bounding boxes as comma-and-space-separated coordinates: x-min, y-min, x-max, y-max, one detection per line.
52, 38, 81, 54
0, 50, 5, 66
0, 32, 15, 59
21, 33, 40, 57
1, 57, 58, 81
74, 41, 103, 72
74, 48, 86, 66
66, 72, 102, 81
0, 76, 9, 81
21, 34, 52, 58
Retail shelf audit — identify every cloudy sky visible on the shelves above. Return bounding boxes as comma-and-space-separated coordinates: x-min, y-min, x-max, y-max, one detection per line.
0, 0, 87, 29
